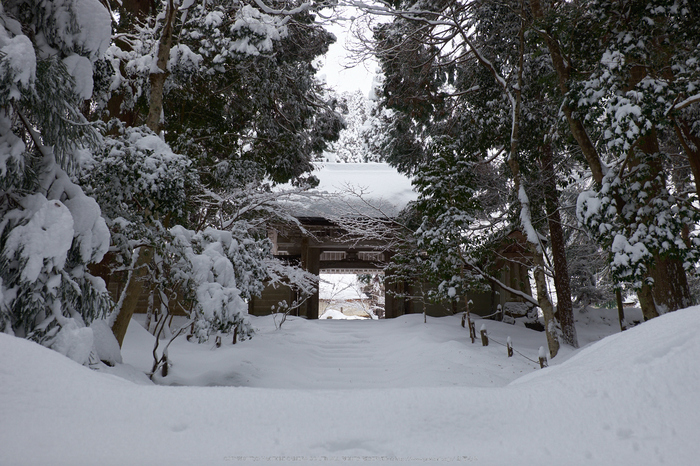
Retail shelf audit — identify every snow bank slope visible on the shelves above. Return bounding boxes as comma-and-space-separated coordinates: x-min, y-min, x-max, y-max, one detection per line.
1, 307, 699, 466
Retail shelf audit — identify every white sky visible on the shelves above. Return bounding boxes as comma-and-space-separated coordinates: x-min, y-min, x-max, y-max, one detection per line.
317, 8, 379, 95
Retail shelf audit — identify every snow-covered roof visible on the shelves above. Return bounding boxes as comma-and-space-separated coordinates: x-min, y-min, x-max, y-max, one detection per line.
289, 162, 417, 218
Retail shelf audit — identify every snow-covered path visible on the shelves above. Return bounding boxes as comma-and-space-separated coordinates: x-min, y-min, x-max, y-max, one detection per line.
290, 322, 389, 388
123, 315, 539, 389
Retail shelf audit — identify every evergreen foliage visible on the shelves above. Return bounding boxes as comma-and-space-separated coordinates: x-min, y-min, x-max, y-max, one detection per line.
0, 0, 112, 360
324, 90, 383, 163
563, 0, 700, 294
99, 0, 344, 185
2, 0, 345, 363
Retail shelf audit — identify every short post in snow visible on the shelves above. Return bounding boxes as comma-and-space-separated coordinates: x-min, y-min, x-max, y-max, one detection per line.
496, 304, 503, 321
538, 346, 548, 368
464, 298, 476, 344
187, 322, 195, 341
480, 324, 488, 346
232, 326, 238, 345
461, 313, 466, 328
215, 331, 222, 348
506, 336, 513, 357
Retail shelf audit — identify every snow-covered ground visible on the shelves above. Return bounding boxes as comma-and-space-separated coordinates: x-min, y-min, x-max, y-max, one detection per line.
2, 307, 699, 465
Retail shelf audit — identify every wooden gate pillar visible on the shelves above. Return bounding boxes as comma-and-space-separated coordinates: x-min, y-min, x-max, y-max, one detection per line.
384, 274, 404, 319
301, 238, 320, 319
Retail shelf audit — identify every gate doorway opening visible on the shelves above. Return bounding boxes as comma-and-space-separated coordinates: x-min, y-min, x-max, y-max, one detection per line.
319, 272, 385, 320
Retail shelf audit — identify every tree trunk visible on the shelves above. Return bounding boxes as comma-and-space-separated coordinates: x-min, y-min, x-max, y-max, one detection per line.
539, 143, 578, 348
111, 246, 153, 347
507, 3, 559, 358
615, 288, 626, 331
146, 0, 177, 133
530, 0, 606, 185
673, 119, 700, 200
112, 0, 178, 345
650, 254, 692, 313
634, 129, 692, 313
637, 281, 659, 321
631, 125, 661, 323
107, 0, 156, 126
122, 0, 154, 20
531, 243, 560, 358
463, 283, 475, 344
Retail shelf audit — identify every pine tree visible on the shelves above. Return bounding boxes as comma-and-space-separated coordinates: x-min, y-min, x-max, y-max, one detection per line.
542, 0, 700, 316
0, 0, 112, 363
364, 0, 581, 354
80, 0, 343, 349
325, 90, 382, 163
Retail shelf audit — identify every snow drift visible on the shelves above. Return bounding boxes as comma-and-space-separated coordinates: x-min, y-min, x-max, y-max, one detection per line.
1, 307, 699, 466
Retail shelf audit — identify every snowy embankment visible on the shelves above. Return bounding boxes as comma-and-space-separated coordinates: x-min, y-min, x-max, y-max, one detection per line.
1, 308, 699, 466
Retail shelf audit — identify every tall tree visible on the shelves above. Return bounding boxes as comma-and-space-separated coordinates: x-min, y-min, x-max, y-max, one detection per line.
87, 0, 343, 344
364, 0, 580, 355
530, 0, 698, 317
324, 90, 383, 163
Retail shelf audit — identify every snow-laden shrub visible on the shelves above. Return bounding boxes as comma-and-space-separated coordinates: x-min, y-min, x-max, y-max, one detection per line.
81, 122, 193, 220
79, 123, 260, 343
170, 226, 255, 342
78, 121, 197, 268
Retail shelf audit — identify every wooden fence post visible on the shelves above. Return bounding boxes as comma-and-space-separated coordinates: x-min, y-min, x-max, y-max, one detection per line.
507, 336, 513, 357
186, 322, 195, 341
538, 346, 548, 368
469, 321, 476, 343
480, 324, 488, 346
232, 326, 238, 345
